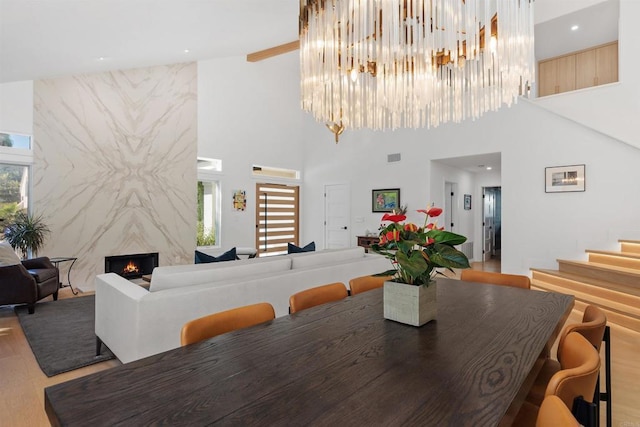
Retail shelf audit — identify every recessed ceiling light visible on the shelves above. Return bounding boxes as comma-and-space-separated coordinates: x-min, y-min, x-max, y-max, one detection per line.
571, 25, 579, 31
98, 57, 105, 61
486, 166, 492, 170
184, 49, 190, 53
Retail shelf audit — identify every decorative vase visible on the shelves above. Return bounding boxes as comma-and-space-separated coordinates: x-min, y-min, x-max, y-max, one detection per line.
383, 280, 437, 327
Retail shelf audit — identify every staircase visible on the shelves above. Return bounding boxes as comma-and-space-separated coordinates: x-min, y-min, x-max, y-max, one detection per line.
531, 239, 640, 333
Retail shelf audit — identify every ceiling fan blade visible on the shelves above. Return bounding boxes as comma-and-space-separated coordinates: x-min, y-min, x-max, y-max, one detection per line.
246, 40, 299, 62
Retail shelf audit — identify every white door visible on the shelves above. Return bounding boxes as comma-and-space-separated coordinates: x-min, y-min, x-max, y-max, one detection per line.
324, 184, 350, 249
483, 189, 494, 262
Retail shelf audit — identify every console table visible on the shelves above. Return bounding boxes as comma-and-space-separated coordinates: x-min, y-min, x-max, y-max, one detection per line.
49, 257, 78, 295
357, 235, 380, 253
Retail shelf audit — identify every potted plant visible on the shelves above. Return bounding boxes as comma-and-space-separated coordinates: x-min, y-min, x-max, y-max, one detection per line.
3, 211, 51, 259
371, 205, 470, 326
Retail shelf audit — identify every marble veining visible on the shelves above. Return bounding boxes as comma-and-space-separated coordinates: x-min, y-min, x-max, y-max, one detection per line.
33, 63, 197, 290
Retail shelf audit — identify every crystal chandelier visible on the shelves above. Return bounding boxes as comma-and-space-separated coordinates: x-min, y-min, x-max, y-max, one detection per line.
299, 0, 536, 131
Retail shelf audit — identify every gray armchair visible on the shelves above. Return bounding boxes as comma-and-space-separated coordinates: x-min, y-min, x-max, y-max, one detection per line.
0, 257, 59, 313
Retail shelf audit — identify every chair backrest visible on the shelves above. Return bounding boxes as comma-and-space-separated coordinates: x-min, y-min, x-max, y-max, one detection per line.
180, 302, 275, 346
289, 282, 348, 313
349, 275, 392, 295
460, 269, 531, 289
557, 305, 607, 364
545, 332, 601, 409
536, 395, 580, 427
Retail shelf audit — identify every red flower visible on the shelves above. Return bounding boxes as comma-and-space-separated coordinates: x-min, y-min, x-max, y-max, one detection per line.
427, 207, 443, 217
404, 223, 418, 232
381, 213, 407, 223
385, 230, 400, 242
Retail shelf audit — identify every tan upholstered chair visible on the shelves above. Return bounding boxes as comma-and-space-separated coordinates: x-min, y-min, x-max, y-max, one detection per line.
514, 332, 600, 426
460, 269, 531, 289
289, 282, 348, 314
536, 395, 580, 427
180, 302, 275, 346
527, 305, 607, 406
349, 275, 392, 295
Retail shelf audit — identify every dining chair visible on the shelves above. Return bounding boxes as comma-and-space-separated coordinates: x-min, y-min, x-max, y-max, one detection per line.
180, 302, 275, 346
527, 305, 607, 406
536, 395, 580, 427
348, 275, 392, 295
459, 269, 531, 289
289, 282, 348, 313
514, 332, 600, 426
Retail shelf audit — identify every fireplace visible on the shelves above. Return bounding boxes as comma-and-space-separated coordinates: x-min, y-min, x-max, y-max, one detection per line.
105, 252, 159, 279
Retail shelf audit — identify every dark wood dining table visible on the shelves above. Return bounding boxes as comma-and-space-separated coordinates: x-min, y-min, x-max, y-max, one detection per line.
45, 278, 573, 426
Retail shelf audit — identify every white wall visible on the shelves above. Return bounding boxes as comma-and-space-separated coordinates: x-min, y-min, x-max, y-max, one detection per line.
197, 53, 306, 251
0, 80, 33, 135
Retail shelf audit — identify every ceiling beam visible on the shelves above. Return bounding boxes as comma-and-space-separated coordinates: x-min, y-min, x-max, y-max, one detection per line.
246, 40, 300, 62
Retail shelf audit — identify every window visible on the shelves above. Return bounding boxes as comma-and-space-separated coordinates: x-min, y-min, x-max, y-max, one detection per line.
0, 132, 33, 229
0, 163, 30, 227
255, 183, 299, 257
252, 165, 299, 179
197, 157, 221, 247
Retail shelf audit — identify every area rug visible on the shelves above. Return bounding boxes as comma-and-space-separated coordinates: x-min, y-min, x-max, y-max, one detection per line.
15, 295, 116, 377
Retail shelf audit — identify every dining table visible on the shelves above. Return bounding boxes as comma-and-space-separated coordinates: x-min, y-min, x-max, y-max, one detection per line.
45, 278, 574, 426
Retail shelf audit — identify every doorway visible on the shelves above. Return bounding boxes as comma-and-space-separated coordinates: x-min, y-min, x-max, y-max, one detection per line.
482, 187, 502, 262
444, 181, 458, 232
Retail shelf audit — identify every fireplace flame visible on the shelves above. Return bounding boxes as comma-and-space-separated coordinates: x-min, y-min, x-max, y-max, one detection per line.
123, 261, 140, 274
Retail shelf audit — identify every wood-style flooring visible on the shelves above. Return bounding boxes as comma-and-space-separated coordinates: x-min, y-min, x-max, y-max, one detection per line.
1, 262, 638, 426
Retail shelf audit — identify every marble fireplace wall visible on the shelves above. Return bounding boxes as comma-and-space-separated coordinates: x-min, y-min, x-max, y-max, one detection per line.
33, 63, 197, 291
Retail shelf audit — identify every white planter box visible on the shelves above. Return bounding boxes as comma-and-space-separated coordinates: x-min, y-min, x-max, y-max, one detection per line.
383, 281, 437, 327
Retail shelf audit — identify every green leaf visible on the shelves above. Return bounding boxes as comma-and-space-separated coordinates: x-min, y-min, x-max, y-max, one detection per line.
427, 229, 467, 246
396, 250, 430, 282
429, 244, 470, 268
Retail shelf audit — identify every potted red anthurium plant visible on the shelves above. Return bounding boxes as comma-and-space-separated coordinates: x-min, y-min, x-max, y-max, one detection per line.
371, 205, 470, 285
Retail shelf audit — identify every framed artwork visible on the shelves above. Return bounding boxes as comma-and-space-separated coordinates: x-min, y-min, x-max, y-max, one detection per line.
372, 188, 401, 212
464, 194, 472, 210
545, 164, 586, 193
233, 190, 247, 211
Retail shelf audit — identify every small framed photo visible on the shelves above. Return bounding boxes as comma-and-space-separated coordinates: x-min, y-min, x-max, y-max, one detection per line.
464, 194, 472, 210
372, 188, 400, 212
545, 164, 585, 193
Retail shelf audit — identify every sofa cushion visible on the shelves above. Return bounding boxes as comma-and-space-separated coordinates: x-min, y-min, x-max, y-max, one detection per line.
0, 242, 21, 267
287, 241, 315, 254
290, 247, 365, 270
150, 257, 292, 292
27, 268, 59, 282
195, 247, 237, 263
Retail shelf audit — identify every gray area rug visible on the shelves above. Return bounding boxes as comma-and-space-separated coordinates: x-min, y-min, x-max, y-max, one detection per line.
15, 295, 116, 377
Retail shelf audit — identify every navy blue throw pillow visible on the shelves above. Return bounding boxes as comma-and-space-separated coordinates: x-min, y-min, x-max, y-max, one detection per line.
195, 247, 237, 264
287, 241, 316, 254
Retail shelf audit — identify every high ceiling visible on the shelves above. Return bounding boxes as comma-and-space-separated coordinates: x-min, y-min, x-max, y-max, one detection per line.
0, 0, 617, 84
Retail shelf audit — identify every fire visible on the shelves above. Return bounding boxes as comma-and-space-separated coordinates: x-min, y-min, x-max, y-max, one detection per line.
123, 261, 140, 274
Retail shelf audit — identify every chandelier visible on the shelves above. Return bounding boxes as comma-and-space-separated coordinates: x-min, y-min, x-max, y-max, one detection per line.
299, 0, 536, 131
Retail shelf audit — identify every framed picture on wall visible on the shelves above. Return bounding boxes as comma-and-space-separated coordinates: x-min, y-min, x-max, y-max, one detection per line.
545, 164, 585, 193
372, 188, 400, 212
464, 194, 472, 210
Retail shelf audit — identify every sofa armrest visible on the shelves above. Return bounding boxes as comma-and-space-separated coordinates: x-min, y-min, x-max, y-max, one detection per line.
0, 264, 37, 305
21, 257, 55, 270
95, 273, 149, 363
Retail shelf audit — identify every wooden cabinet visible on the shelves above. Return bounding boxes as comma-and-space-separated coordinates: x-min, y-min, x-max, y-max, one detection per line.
538, 41, 618, 97
357, 235, 380, 253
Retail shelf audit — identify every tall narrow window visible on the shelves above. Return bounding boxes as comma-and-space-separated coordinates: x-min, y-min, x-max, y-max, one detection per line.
0, 163, 29, 228
255, 183, 299, 257
197, 180, 219, 246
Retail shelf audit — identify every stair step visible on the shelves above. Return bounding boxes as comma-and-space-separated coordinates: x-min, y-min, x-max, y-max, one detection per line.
587, 251, 640, 270
531, 269, 640, 309
531, 279, 640, 333
620, 239, 640, 254
557, 260, 640, 295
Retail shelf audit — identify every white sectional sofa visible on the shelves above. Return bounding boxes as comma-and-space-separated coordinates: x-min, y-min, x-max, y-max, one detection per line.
95, 247, 389, 363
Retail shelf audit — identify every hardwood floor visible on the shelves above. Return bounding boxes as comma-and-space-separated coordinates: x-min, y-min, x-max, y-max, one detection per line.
1, 273, 638, 426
